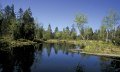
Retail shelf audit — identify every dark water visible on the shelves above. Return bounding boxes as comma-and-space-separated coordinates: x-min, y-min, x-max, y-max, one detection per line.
0, 43, 120, 72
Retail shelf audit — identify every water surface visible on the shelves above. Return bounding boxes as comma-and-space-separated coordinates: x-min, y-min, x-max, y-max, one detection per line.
0, 43, 120, 72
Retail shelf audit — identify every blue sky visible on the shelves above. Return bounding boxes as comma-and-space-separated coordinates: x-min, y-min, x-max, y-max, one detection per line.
0, 0, 120, 32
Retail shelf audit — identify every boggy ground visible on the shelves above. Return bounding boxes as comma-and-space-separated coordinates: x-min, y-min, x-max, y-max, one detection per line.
45, 39, 120, 57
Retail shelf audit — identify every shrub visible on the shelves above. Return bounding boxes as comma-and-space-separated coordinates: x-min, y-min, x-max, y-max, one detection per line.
80, 43, 85, 49
17, 39, 28, 42
33, 39, 42, 43
112, 38, 120, 46
43, 38, 47, 41
0, 39, 9, 47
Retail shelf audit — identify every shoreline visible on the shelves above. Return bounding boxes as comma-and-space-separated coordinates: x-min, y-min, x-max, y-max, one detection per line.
10, 40, 37, 48
80, 52, 120, 58
1, 38, 120, 58
46, 39, 120, 58
0, 38, 42, 48
69, 48, 120, 58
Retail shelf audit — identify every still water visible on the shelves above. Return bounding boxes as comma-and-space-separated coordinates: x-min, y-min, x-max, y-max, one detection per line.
0, 43, 120, 72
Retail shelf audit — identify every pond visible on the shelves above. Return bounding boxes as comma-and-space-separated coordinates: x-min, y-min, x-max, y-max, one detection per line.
0, 43, 120, 72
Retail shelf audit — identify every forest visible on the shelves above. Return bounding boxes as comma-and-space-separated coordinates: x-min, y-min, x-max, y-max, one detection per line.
0, 4, 120, 54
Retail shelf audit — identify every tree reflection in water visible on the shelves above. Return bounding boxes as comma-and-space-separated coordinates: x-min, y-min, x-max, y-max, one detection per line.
101, 57, 120, 72
75, 63, 84, 72
0, 45, 35, 72
34, 44, 43, 64
0, 50, 14, 72
52, 43, 76, 55
13, 45, 35, 72
1, 43, 120, 72
110, 58, 120, 71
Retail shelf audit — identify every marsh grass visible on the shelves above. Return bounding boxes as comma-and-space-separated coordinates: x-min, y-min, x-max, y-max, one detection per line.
46, 39, 120, 56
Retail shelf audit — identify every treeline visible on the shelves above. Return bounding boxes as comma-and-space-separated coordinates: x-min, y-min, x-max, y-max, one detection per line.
0, 4, 120, 45
0, 4, 77, 41
43, 24, 93, 40
44, 24, 77, 40
42, 10, 120, 46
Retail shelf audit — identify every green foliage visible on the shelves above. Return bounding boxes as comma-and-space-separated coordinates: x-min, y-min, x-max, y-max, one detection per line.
80, 43, 85, 49
43, 24, 53, 40
102, 10, 120, 41
35, 24, 43, 39
70, 24, 77, 40
116, 26, 120, 38
54, 27, 58, 33
54, 27, 60, 39
84, 27, 93, 40
0, 38, 9, 47
112, 38, 120, 46
0, 5, 36, 41
74, 13, 87, 27
74, 13, 87, 40
92, 30, 99, 40
99, 25, 107, 41
55, 32, 62, 39
54, 25, 77, 40
0, 4, 120, 47
60, 27, 71, 40
112, 26, 120, 46
18, 8, 35, 40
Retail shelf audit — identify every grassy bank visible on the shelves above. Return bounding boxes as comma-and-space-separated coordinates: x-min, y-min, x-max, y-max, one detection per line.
45, 39, 120, 57
45, 39, 85, 45
0, 37, 38, 48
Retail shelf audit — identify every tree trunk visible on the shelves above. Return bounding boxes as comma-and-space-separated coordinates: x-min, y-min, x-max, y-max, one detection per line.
80, 34, 87, 45
81, 34, 85, 40
106, 30, 109, 42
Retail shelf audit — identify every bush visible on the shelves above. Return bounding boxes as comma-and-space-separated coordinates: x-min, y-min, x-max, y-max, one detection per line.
80, 43, 85, 49
112, 38, 120, 46
33, 39, 42, 43
17, 39, 28, 42
0, 39, 9, 47
43, 38, 47, 41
